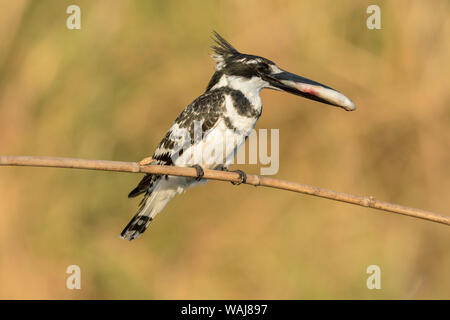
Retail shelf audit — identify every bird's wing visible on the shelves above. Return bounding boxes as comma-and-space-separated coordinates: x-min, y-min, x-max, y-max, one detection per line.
128, 89, 226, 198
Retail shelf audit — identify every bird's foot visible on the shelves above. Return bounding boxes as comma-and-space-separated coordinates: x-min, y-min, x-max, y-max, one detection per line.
139, 157, 154, 166
191, 165, 205, 181
230, 169, 247, 185
215, 165, 246, 185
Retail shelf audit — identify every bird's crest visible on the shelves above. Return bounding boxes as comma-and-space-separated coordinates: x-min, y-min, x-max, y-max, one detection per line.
211, 31, 239, 70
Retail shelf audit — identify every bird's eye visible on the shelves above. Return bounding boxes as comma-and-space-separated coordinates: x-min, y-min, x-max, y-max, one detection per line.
257, 62, 270, 73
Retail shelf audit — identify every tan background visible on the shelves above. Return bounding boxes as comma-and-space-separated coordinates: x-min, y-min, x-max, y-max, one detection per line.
0, 0, 449, 299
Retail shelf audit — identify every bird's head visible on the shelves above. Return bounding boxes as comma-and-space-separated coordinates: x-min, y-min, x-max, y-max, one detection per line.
207, 32, 356, 111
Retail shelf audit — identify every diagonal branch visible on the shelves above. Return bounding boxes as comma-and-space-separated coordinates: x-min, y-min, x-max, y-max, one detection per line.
0, 155, 449, 226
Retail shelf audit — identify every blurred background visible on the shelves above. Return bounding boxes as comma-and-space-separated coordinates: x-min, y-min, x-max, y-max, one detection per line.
0, 0, 449, 299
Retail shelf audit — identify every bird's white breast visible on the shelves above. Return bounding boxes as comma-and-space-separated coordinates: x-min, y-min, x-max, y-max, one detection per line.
173, 74, 265, 169
223, 94, 258, 133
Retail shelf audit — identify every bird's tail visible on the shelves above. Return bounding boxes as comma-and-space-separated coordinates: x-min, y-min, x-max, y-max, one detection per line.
120, 179, 181, 241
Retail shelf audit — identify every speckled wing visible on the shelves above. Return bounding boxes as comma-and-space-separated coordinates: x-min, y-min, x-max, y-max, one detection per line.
128, 89, 227, 198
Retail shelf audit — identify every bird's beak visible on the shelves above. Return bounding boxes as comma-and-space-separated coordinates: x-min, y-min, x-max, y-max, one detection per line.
267, 70, 356, 111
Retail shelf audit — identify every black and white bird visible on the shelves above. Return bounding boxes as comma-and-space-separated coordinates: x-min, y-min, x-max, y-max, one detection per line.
120, 32, 356, 240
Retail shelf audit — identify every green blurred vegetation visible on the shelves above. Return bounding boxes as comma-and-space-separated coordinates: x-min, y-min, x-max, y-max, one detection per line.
0, 0, 449, 299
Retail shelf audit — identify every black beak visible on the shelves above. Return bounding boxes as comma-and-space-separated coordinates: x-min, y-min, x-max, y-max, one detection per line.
266, 70, 356, 111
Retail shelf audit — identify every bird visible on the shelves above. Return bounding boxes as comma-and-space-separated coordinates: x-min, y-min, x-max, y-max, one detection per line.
120, 32, 356, 240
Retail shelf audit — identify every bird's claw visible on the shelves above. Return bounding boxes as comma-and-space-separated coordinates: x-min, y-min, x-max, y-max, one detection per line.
191, 165, 205, 181
230, 169, 247, 185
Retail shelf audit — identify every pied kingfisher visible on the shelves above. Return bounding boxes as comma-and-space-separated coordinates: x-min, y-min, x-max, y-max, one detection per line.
120, 32, 356, 240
